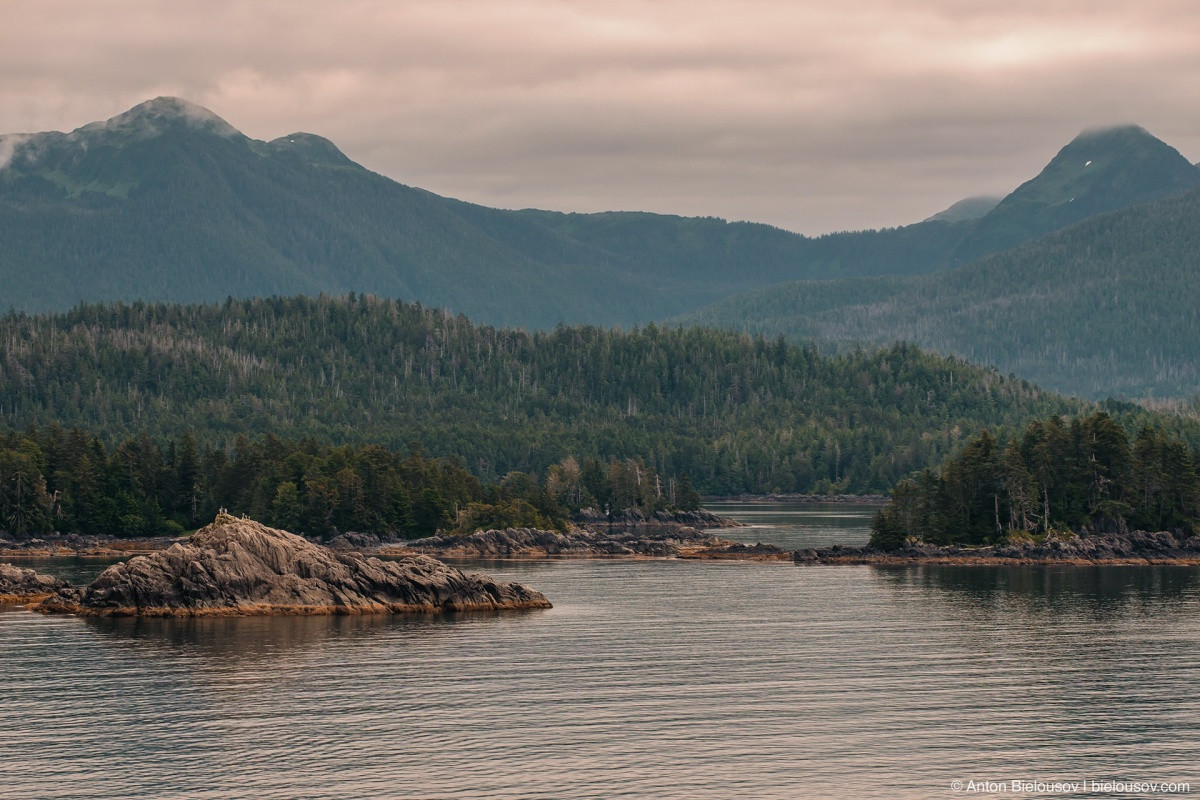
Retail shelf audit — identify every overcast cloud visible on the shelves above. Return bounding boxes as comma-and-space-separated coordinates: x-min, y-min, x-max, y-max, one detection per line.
4, 0, 1199, 234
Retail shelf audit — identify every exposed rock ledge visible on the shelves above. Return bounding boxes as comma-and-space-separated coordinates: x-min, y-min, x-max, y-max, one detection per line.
794, 530, 1200, 566
0, 563, 70, 603
393, 525, 788, 560
33, 514, 551, 617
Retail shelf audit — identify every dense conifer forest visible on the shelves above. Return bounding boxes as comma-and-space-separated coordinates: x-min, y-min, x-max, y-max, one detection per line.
0, 424, 701, 540
870, 412, 1200, 549
0, 294, 1134, 499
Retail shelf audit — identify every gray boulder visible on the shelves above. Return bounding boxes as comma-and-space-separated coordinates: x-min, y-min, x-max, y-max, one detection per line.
0, 563, 69, 602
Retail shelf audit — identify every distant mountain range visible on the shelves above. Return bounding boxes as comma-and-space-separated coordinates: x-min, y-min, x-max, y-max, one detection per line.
3, 98, 1196, 333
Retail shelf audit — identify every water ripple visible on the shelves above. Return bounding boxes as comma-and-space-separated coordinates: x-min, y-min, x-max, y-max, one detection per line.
4, 557, 1200, 799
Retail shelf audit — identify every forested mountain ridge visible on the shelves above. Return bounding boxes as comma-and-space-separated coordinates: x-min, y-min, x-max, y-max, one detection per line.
679, 182, 1200, 400
0, 294, 1130, 496
0, 98, 639, 327
0, 97, 971, 327
4, 98, 1195, 329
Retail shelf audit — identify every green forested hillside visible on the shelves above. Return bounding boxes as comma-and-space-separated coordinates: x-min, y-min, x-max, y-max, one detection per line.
680, 184, 1200, 400
0, 295, 1112, 495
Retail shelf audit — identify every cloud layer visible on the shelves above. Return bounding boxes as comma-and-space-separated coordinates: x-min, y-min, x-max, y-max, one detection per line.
5, 0, 1199, 233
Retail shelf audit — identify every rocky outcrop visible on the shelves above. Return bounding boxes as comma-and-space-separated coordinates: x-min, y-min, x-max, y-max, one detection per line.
324, 531, 386, 551
794, 530, 1200, 565
0, 563, 70, 603
34, 514, 551, 617
398, 524, 788, 560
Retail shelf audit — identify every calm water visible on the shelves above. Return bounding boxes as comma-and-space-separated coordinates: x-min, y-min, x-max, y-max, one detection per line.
4, 509, 1200, 799
708, 500, 878, 549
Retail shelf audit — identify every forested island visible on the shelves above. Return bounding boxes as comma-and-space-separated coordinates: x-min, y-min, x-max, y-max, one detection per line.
865, 411, 1199, 556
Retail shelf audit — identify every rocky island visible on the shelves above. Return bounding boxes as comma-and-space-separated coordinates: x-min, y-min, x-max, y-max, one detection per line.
31, 513, 551, 617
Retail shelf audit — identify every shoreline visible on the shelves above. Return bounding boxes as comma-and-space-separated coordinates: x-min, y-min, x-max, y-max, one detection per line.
387, 522, 789, 561
795, 531, 1200, 567
0, 537, 187, 559
382, 542, 793, 563
7, 522, 1200, 570
35, 598, 555, 618
0, 510, 746, 560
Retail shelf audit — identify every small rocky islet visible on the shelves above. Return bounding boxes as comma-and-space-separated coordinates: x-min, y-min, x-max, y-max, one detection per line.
0, 563, 70, 604
25, 513, 551, 617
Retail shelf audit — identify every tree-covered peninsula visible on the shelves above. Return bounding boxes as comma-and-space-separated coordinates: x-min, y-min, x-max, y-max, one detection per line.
869, 412, 1200, 550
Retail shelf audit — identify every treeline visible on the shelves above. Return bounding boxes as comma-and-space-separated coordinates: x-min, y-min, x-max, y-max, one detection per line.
0, 294, 1109, 495
870, 412, 1200, 549
0, 424, 700, 540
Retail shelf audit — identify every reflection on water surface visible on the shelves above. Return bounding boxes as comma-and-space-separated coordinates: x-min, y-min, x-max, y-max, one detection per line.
3, 506, 1199, 799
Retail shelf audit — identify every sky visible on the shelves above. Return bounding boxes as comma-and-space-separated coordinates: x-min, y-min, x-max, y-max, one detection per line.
4, 0, 1199, 235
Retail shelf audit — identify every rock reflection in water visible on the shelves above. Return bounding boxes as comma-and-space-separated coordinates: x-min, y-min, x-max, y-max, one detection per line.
81, 607, 530, 671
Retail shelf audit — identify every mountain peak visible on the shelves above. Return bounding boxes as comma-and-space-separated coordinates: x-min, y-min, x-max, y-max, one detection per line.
1054, 124, 1181, 165
77, 96, 241, 139
951, 123, 1200, 264
1075, 123, 1149, 138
